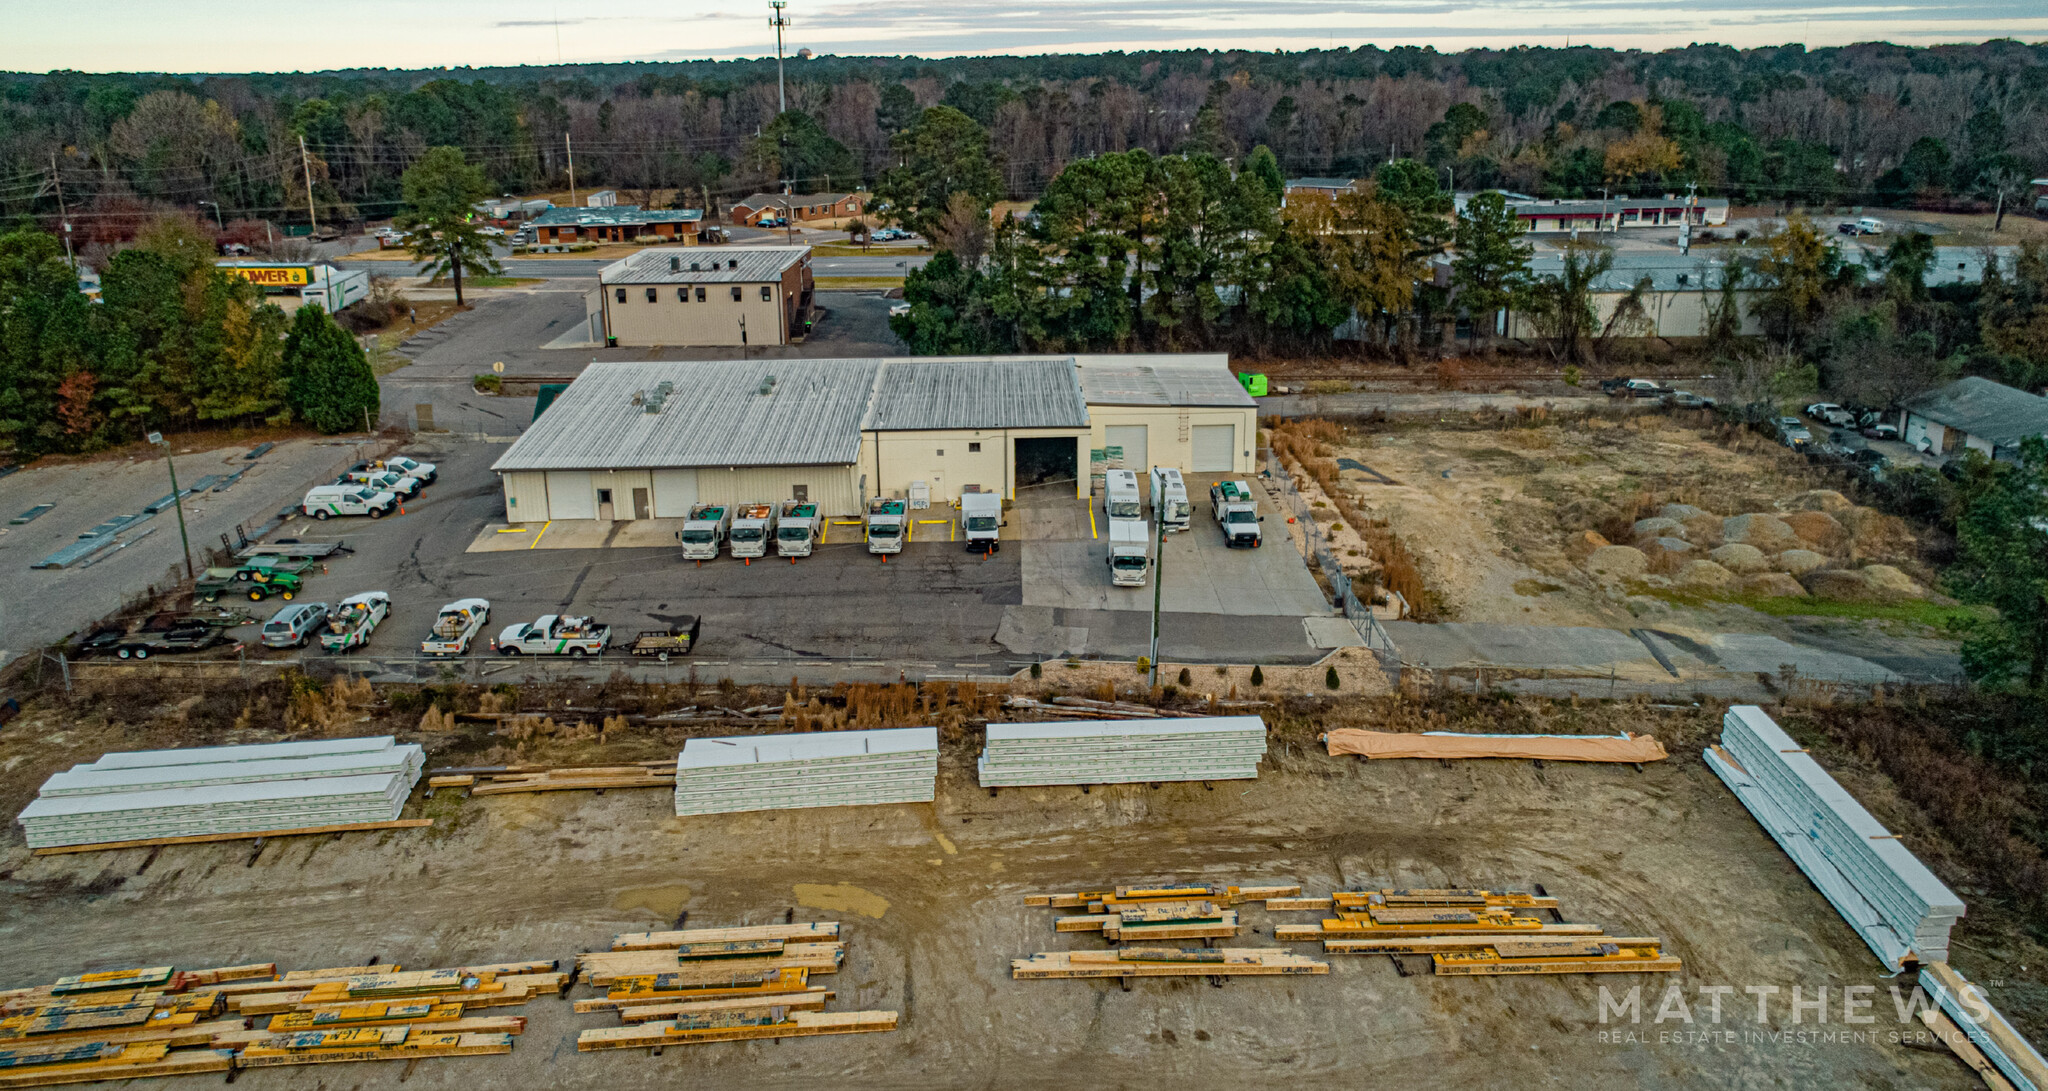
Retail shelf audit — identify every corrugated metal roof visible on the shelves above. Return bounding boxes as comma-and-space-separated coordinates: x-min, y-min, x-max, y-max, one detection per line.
864, 358, 1089, 431
530, 206, 702, 228
1074, 354, 1254, 408
1900, 377, 2048, 447
1526, 252, 1744, 294
491, 359, 882, 471
732, 192, 855, 210
601, 247, 809, 285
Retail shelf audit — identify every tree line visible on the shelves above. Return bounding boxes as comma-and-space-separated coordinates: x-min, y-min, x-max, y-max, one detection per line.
0, 220, 378, 457
0, 41, 2041, 253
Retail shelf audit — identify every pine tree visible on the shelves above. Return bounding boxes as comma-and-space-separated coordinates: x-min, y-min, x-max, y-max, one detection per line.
282, 304, 379, 434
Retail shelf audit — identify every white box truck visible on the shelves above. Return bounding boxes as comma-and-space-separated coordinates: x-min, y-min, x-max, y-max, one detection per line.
866, 497, 906, 555
775, 500, 822, 558
728, 503, 775, 561
1149, 467, 1192, 533
1104, 469, 1142, 522
1107, 519, 1151, 587
960, 491, 1002, 553
677, 504, 730, 561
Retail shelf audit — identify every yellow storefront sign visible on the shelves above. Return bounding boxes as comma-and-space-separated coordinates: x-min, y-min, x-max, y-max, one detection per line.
222, 265, 311, 287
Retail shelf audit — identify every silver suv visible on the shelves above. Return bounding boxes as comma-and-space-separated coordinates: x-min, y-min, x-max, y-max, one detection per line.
261, 602, 330, 648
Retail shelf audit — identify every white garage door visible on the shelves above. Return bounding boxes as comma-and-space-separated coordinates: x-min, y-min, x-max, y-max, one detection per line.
1104, 425, 1147, 470
544, 471, 596, 519
651, 469, 697, 517
1191, 424, 1235, 473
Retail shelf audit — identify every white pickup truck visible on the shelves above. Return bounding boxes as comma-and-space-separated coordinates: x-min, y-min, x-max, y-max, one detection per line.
495, 614, 610, 658
421, 598, 490, 656
1210, 480, 1263, 548
319, 592, 391, 654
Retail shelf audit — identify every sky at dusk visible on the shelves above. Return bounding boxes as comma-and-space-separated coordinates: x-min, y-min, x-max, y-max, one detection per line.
5, 0, 2043, 73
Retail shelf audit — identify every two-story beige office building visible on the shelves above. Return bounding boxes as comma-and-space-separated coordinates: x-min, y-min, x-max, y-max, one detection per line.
597, 246, 813, 348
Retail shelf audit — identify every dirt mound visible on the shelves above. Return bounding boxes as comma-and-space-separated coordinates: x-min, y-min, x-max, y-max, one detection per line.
1774, 549, 1827, 575
1676, 559, 1735, 588
1708, 543, 1769, 573
1783, 489, 1853, 513
1723, 513, 1799, 551
1632, 517, 1687, 541
1585, 545, 1649, 579
1779, 510, 1847, 551
1565, 529, 1610, 560
1741, 572, 1809, 597
1658, 502, 1708, 522
1639, 537, 1694, 572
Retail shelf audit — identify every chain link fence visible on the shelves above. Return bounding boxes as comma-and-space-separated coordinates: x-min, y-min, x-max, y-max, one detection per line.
1262, 450, 1396, 657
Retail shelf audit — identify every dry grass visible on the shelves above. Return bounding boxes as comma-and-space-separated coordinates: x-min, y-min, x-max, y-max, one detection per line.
1270, 418, 1429, 615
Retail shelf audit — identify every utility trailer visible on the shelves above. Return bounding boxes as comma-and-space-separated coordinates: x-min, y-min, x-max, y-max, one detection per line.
627, 617, 703, 661
238, 539, 352, 563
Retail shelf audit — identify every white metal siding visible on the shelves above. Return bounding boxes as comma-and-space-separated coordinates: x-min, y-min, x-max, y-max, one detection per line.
1104, 425, 1147, 470
1191, 424, 1235, 472
545, 471, 597, 520
651, 469, 698, 517
694, 466, 858, 517
502, 472, 551, 522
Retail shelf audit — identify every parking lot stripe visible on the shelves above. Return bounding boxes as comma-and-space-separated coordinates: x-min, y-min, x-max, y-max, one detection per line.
529, 520, 552, 549
1089, 503, 1098, 540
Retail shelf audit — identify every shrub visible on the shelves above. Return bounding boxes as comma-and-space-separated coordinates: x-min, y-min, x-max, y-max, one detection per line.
1326, 666, 1340, 689
1030, 661, 1043, 679
1177, 667, 1192, 685
1249, 665, 1264, 687
473, 373, 503, 393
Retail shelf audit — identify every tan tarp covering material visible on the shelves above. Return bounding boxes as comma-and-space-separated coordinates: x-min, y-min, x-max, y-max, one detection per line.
1323, 730, 1668, 763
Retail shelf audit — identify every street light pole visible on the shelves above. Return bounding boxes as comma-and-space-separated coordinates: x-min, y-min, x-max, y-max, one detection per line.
199, 201, 222, 229
1148, 511, 1165, 688
148, 432, 195, 582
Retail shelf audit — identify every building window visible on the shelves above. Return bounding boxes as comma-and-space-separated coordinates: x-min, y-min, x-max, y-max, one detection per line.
615, 288, 626, 303
678, 287, 689, 302
968, 442, 981, 453
645, 288, 657, 303
935, 449, 944, 457
731, 286, 743, 302
792, 485, 808, 502
760, 286, 772, 301
695, 286, 706, 302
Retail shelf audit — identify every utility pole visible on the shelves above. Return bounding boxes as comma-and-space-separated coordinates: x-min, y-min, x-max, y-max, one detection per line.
769, 1, 791, 115
148, 432, 195, 582
1147, 511, 1165, 688
565, 133, 578, 206
1599, 186, 1609, 234
51, 154, 74, 270
299, 135, 318, 235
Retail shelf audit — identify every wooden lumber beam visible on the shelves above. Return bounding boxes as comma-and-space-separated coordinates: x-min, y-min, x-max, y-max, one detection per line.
427, 776, 475, 789
577, 1010, 898, 1051
578, 944, 842, 986
0, 1018, 245, 1051
1263, 898, 1335, 912
611, 923, 840, 951
0, 1046, 231, 1089
1104, 912, 1241, 942
265, 1003, 464, 1031
1012, 949, 1327, 979
1918, 1009, 2019, 1091
614, 990, 832, 1023
1334, 889, 1560, 911
1025, 885, 1301, 909
1922, 961, 2048, 1091
573, 970, 814, 1013
216, 1017, 526, 1046
234, 1030, 513, 1067
31, 820, 433, 856
470, 776, 673, 796
1280, 922, 1599, 941
1431, 944, 1681, 976
1325, 930, 1624, 954
1054, 916, 1111, 933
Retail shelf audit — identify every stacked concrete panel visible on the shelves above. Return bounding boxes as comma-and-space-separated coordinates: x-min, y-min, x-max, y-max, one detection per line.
17, 737, 424, 849
1706, 705, 1963, 970
672, 728, 938, 816
978, 716, 1266, 787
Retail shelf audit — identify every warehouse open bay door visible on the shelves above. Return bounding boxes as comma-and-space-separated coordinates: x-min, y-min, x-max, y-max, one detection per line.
1014, 436, 1077, 491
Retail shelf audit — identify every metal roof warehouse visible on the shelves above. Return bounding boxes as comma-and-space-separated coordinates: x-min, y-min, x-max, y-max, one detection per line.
490, 355, 1255, 523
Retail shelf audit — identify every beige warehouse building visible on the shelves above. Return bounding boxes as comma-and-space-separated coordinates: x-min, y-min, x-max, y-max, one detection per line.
597, 246, 813, 348
491, 355, 1258, 523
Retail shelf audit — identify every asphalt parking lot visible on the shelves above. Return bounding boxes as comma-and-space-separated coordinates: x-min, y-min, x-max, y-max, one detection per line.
200, 438, 1340, 679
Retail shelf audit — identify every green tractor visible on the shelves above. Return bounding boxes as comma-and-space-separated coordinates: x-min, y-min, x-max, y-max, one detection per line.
194, 564, 305, 604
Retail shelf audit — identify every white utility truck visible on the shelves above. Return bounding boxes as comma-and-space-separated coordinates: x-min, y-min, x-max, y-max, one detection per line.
302, 484, 396, 520
495, 614, 610, 657
866, 497, 907, 555
1210, 480, 1263, 548
775, 500, 822, 558
421, 598, 490, 656
1107, 519, 1151, 587
319, 592, 391, 654
1150, 467, 1192, 533
677, 504, 730, 561
1104, 469, 1143, 522
960, 491, 1002, 553
728, 503, 775, 561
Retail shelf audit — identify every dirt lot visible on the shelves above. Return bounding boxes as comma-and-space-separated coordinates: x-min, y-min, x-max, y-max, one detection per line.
0, 682, 2026, 1089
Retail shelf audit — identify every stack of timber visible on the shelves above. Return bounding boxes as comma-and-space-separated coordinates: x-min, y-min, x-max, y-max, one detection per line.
1012, 949, 1328, 979
17, 738, 425, 853
1918, 961, 2048, 1091
672, 729, 937, 816
432, 761, 675, 795
978, 717, 1267, 787
1027, 884, 1300, 942
572, 921, 898, 1052
1274, 888, 1681, 975
1706, 705, 1964, 970
0, 956, 558, 1086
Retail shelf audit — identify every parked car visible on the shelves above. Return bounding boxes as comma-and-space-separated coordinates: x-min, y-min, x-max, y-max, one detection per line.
341, 469, 421, 499
1609, 379, 1667, 398
1803, 403, 1854, 428
261, 602, 332, 648
1664, 390, 1717, 409
219, 242, 251, 257
319, 592, 391, 654
1862, 422, 1901, 441
1775, 417, 1813, 448
373, 455, 438, 484
1838, 217, 1885, 236
889, 303, 911, 317
302, 484, 396, 520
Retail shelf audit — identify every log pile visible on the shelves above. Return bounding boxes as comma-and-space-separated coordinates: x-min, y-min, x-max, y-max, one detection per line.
0, 957, 561, 1086
572, 921, 897, 1052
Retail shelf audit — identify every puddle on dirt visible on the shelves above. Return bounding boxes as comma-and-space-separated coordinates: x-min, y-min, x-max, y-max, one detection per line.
612, 883, 693, 918
793, 882, 889, 919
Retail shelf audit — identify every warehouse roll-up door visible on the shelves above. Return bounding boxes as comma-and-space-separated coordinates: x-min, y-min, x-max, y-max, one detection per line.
651, 469, 697, 517
1104, 425, 1147, 470
1191, 424, 1235, 472
544, 471, 596, 519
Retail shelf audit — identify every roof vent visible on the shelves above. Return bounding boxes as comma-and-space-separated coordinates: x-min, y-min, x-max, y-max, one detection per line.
669, 256, 680, 273
1677, 273, 1689, 285
758, 374, 777, 396
631, 389, 645, 406
690, 261, 700, 271
729, 259, 739, 270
